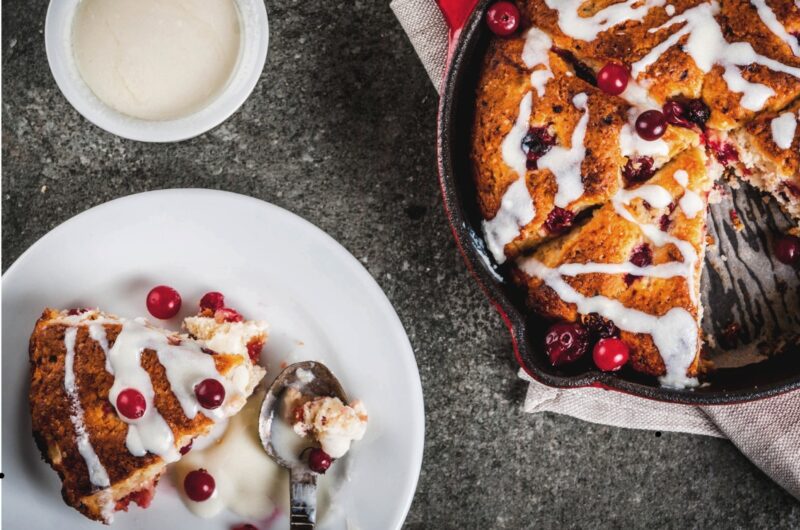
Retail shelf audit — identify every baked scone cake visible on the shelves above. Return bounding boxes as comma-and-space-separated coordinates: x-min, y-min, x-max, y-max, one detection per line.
473, 28, 699, 263
473, 0, 800, 387
734, 99, 800, 219
514, 147, 715, 387
29, 308, 267, 523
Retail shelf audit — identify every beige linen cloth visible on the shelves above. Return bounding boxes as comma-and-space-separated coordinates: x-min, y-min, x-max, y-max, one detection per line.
391, 0, 800, 499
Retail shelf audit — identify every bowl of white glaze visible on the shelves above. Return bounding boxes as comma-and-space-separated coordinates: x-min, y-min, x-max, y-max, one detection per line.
44, 0, 269, 142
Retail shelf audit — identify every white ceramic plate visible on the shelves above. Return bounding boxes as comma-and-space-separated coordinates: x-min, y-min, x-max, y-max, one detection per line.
2, 189, 424, 529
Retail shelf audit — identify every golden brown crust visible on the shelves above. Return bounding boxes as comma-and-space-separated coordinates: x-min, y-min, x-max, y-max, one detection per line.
28, 309, 249, 522
743, 97, 800, 179
513, 148, 711, 376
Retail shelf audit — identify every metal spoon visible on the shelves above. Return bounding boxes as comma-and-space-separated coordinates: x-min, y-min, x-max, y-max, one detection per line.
258, 361, 348, 529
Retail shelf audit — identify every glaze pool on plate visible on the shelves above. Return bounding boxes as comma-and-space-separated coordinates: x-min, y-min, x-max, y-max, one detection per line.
1, 189, 424, 529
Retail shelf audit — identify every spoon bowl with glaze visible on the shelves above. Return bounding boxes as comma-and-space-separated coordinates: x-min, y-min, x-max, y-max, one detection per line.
258, 361, 348, 529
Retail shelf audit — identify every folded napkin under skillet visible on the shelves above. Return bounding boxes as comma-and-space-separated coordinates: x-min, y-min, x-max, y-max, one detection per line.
390, 0, 800, 500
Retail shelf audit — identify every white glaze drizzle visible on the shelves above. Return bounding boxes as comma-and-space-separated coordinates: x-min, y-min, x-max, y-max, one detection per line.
617, 76, 671, 158
501, 93, 533, 180
481, 27, 560, 263
522, 28, 554, 97
88, 321, 113, 374
634, 1, 800, 112
543, 0, 666, 42
106, 318, 252, 461
518, 257, 699, 388
673, 169, 704, 219
770, 110, 798, 149
63, 327, 112, 488
483, 93, 535, 263
518, 164, 706, 388
750, 0, 800, 56
612, 185, 700, 305
539, 93, 590, 208
106, 320, 182, 462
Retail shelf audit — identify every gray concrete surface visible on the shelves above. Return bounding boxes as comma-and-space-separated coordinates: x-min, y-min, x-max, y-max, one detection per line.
3, 1, 799, 528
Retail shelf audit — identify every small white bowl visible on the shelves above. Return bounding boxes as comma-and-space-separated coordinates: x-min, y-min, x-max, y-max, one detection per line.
45, 0, 269, 142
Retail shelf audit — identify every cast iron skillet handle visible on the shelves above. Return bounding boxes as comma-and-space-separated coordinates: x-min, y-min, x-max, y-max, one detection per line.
290, 466, 318, 529
436, 0, 481, 62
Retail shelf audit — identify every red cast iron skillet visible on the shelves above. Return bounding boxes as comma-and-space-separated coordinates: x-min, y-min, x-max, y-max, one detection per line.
435, 0, 800, 404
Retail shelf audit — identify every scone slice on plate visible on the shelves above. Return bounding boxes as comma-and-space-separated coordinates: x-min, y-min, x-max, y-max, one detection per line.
734, 98, 800, 222
513, 147, 716, 387
28, 308, 266, 523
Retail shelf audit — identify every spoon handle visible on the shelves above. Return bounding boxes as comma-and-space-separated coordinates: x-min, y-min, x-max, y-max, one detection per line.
290, 467, 318, 529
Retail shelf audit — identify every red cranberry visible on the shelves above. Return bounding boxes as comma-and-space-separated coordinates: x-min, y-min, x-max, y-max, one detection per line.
485, 1, 520, 36
593, 338, 630, 371
773, 234, 800, 265
232, 525, 258, 530
658, 202, 678, 232
184, 469, 215, 502
582, 313, 619, 339
544, 322, 590, 366
635, 110, 667, 141
180, 440, 194, 455
625, 243, 653, 285
686, 99, 711, 127
662, 100, 692, 128
67, 308, 90, 316
199, 291, 225, 312
705, 135, 739, 166
544, 207, 575, 234
522, 127, 556, 169
308, 448, 333, 474
146, 285, 182, 319
215, 307, 243, 323
597, 63, 629, 96
194, 379, 226, 409
246, 339, 264, 364
116, 388, 146, 420
630, 243, 653, 267
622, 156, 655, 186
201, 347, 218, 355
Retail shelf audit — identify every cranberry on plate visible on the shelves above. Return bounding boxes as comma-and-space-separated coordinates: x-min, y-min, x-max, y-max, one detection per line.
215, 307, 244, 323
593, 338, 630, 372
544, 322, 590, 366
199, 291, 225, 312
195, 378, 226, 409
597, 62, 629, 96
184, 469, 215, 502
146, 285, 182, 319
116, 388, 146, 420
485, 1, 520, 36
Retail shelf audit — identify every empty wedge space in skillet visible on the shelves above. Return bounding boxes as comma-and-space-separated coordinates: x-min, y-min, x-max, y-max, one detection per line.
28, 308, 266, 523
512, 147, 717, 388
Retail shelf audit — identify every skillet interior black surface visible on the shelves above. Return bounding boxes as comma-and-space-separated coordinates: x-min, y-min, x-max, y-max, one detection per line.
436, 0, 800, 405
